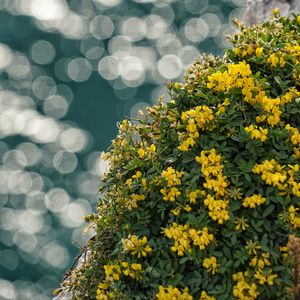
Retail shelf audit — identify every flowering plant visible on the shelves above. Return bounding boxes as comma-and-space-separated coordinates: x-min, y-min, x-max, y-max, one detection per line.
59, 14, 300, 300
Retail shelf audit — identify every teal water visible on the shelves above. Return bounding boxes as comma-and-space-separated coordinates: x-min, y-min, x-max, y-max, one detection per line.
0, 0, 241, 298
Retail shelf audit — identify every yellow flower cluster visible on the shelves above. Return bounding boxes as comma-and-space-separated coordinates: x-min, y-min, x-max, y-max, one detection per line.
279, 245, 289, 259
121, 262, 143, 280
195, 149, 229, 196
254, 269, 277, 286
199, 291, 216, 300
245, 240, 261, 256
235, 216, 249, 231
203, 194, 229, 224
234, 46, 264, 58
267, 53, 285, 68
96, 282, 114, 300
287, 165, 300, 197
182, 105, 214, 132
189, 227, 214, 250
233, 46, 254, 57
253, 160, 300, 197
178, 135, 196, 152
126, 193, 145, 210
244, 125, 268, 142
207, 61, 299, 127
294, 148, 300, 160
104, 264, 121, 281
164, 223, 190, 256
232, 271, 259, 300
280, 87, 300, 105
288, 205, 300, 229
126, 170, 147, 190
170, 204, 192, 216
249, 252, 270, 270
244, 245, 278, 287
254, 91, 282, 127
164, 223, 214, 256
248, 252, 278, 286
242, 194, 266, 208
252, 159, 287, 190
178, 106, 214, 152
202, 256, 219, 275
284, 43, 300, 65
138, 143, 156, 159
160, 167, 183, 202
207, 61, 252, 92
121, 235, 152, 258
285, 124, 300, 145
188, 189, 206, 204
215, 98, 230, 117
161, 166, 183, 186
104, 261, 143, 281
196, 149, 230, 223
161, 187, 181, 202
156, 286, 193, 300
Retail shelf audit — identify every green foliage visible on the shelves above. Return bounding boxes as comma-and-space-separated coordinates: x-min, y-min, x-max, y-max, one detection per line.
62, 14, 300, 300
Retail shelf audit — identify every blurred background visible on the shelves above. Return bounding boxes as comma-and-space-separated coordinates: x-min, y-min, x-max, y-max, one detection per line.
0, 0, 247, 299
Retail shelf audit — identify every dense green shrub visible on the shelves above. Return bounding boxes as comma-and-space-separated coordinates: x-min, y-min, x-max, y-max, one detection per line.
60, 14, 300, 300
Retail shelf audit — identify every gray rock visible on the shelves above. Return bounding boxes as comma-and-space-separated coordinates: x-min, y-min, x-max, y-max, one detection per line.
52, 250, 92, 300
244, 0, 300, 25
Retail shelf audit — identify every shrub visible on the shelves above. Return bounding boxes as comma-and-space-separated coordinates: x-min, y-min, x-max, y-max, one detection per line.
60, 13, 300, 300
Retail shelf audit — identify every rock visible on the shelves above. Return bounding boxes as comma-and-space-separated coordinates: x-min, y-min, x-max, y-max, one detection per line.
244, 0, 300, 25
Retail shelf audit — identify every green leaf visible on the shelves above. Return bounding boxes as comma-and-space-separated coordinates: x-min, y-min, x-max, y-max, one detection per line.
263, 204, 275, 218
179, 256, 193, 264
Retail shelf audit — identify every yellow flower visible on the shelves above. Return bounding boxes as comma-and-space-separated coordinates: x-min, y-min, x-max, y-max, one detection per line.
245, 240, 261, 255
242, 194, 266, 208
161, 167, 183, 187
252, 159, 288, 190
272, 8, 280, 17
131, 263, 142, 271
267, 53, 278, 67
96, 283, 113, 300
203, 256, 219, 275
104, 264, 121, 281
156, 286, 193, 300
138, 148, 145, 158
125, 178, 133, 187
132, 171, 142, 179
255, 47, 263, 58
232, 271, 259, 299
249, 253, 270, 270
196, 148, 229, 197
204, 194, 230, 224
171, 207, 181, 216
121, 235, 152, 258
235, 217, 249, 231
234, 47, 241, 55
164, 223, 214, 256
254, 270, 277, 286
244, 125, 268, 142
121, 262, 143, 280
199, 291, 216, 300
289, 205, 300, 229
126, 194, 145, 210
161, 186, 181, 202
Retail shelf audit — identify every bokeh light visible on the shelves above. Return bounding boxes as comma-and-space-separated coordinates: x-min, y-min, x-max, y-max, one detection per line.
30, 40, 56, 65
0, 0, 243, 298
